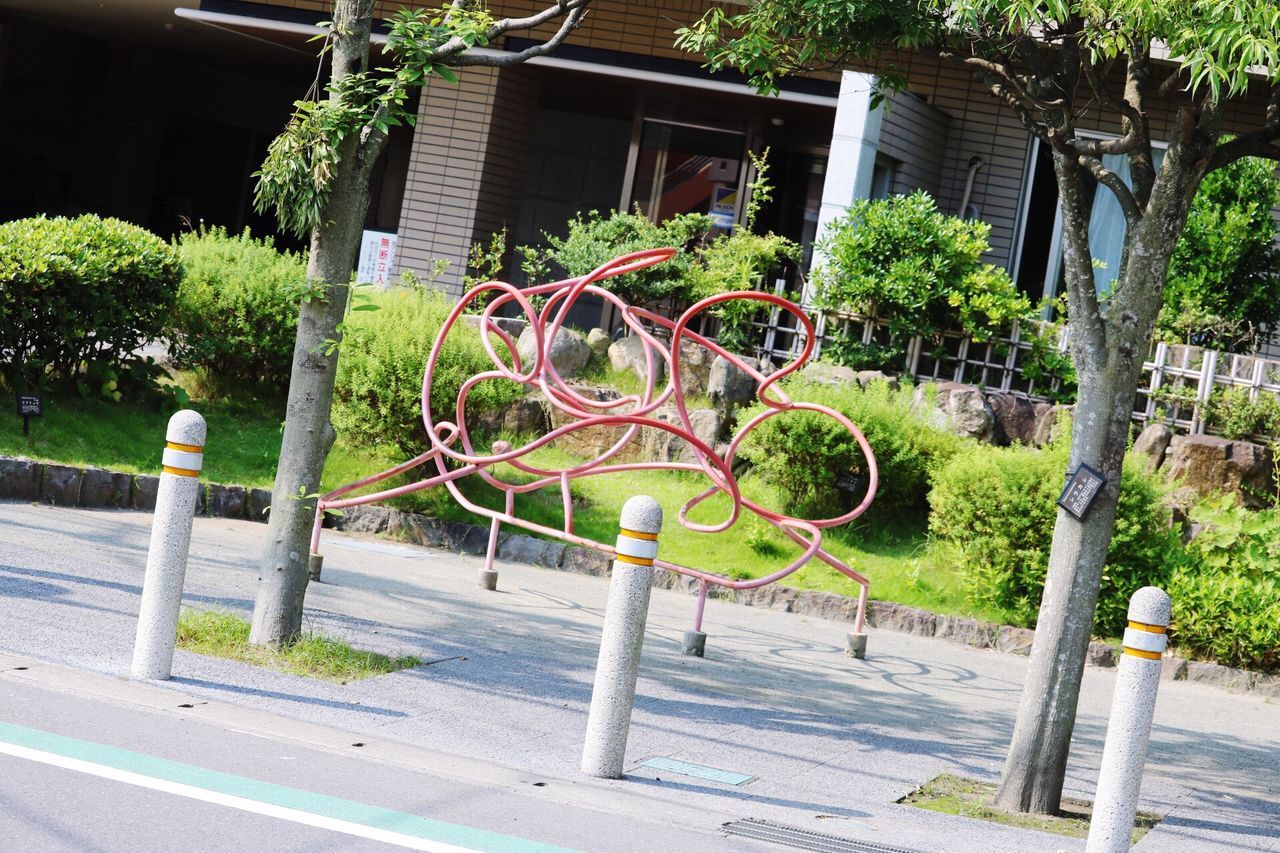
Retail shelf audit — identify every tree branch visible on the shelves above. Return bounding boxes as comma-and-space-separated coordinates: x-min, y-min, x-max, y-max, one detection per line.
1207, 85, 1280, 171
1077, 154, 1143, 225
939, 50, 1064, 111
1051, 150, 1107, 366
453, 2, 588, 66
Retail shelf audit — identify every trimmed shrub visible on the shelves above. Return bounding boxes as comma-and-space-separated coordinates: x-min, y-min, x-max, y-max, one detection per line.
928, 439, 1181, 636
813, 191, 1031, 363
0, 215, 180, 397
333, 283, 524, 455
169, 227, 305, 391
522, 209, 713, 307
738, 379, 963, 524
1168, 497, 1280, 671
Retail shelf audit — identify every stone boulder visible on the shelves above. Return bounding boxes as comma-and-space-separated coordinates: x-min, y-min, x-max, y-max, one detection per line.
586, 328, 612, 361
856, 370, 899, 390
546, 385, 632, 459
516, 325, 591, 378
708, 355, 761, 411
987, 393, 1039, 446
608, 335, 664, 383
462, 313, 527, 340
503, 396, 549, 434
800, 362, 858, 387
1032, 403, 1070, 446
912, 381, 995, 443
1163, 434, 1274, 508
643, 406, 721, 463
676, 340, 715, 397
1133, 423, 1173, 471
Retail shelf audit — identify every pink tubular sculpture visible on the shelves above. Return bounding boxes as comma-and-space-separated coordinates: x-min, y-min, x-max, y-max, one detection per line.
311, 248, 879, 637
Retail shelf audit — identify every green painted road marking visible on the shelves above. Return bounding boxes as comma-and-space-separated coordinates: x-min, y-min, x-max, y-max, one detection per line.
0, 721, 575, 853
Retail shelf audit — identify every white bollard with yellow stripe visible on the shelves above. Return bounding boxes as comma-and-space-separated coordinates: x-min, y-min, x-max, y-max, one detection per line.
581, 495, 663, 779
1086, 586, 1171, 853
131, 410, 207, 680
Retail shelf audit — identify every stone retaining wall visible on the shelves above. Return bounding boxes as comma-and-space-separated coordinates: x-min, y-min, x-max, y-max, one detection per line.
2, 454, 1274, 698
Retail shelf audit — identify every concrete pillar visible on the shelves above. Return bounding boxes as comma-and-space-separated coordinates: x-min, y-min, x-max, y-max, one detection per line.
131, 410, 206, 681
1086, 586, 1172, 853
394, 67, 537, 298
580, 495, 663, 779
807, 70, 884, 293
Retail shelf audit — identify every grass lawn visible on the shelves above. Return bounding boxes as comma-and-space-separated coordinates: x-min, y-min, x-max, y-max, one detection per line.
176, 608, 420, 682
0, 388, 988, 620
900, 773, 1160, 843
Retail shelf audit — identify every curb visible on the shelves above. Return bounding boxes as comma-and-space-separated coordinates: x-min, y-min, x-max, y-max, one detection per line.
2, 454, 1275, 699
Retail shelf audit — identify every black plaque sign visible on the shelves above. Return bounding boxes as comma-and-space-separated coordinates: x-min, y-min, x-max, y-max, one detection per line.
1058, 464, 1107, 520
17, 394, 41, 438
17, 394, 41, 417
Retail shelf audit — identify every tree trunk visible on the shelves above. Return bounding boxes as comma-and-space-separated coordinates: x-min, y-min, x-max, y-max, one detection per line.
250, 1, 383, 647
995, 130, 1213, 811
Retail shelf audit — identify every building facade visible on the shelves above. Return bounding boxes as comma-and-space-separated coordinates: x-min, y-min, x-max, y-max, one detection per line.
2, 0, 1276, 334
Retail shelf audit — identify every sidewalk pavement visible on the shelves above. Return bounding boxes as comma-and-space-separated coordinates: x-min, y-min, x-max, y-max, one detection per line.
0, 501, 1277, 852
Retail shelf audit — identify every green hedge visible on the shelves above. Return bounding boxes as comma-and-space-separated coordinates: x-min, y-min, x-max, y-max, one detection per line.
1168, 497, 1280, 671
0, 215, 180, 397
333, 284, 524, 455
928, 439, 1181, 636
738, 379, 963, 524
169, 227, 304, 392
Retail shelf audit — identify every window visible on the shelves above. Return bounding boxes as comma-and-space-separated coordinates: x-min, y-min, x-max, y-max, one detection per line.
1014, 137, 1167, 313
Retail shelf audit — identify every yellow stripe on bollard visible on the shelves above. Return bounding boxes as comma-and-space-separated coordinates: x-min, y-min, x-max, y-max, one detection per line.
1127, 620, 1167, 634
1123, 647, 1162, 660
615, 553, 655, 567
166, 441, 204, 453
619, 528, 658, 541
162, 466, 201, 478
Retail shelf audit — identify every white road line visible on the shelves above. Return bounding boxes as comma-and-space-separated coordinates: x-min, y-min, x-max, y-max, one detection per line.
0, 740, 477, 852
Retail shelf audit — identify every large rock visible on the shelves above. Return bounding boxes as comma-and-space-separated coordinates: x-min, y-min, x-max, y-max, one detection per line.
1133, 423, 1173, 471
546, 385, 633, 460
987, 393, 1039, 446
586, 328, 611, 361
1163, 434, 1274, 508
462, 313, 526, 339
643, 406, 721, 463
608, 335, 664, 383
856, 370, 899, 390
708, 355, 760, 411
912, 381, 994, 443
502, 396, 549, 435
676, 340, 715, 397
800, 362, 858, 387
1032, 403, 1070, 446
516, 325, 591, 378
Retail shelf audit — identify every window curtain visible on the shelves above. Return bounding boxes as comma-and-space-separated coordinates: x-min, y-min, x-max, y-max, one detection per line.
1087, 149, 1166, 295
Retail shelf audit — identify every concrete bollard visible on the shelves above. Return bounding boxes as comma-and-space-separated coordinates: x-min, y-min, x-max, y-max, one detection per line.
580, 495, 663, 779
131, 410, 207, 680
1086, 586, 1171, 853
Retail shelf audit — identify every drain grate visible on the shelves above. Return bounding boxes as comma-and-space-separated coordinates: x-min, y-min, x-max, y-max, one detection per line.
722, 819, 923, 853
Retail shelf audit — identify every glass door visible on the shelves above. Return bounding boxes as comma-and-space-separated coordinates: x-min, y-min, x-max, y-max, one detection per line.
628, 119, 747, 230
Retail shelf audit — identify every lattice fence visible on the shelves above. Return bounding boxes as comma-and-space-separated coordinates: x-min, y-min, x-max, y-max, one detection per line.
746, 299, 1280, 440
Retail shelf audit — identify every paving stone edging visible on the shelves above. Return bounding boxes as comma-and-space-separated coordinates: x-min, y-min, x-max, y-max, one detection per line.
3, 454, 1275, 699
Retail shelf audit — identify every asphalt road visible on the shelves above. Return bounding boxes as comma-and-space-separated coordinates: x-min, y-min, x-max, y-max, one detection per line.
0, 668, 768, 852
1, 503, 1278, 852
